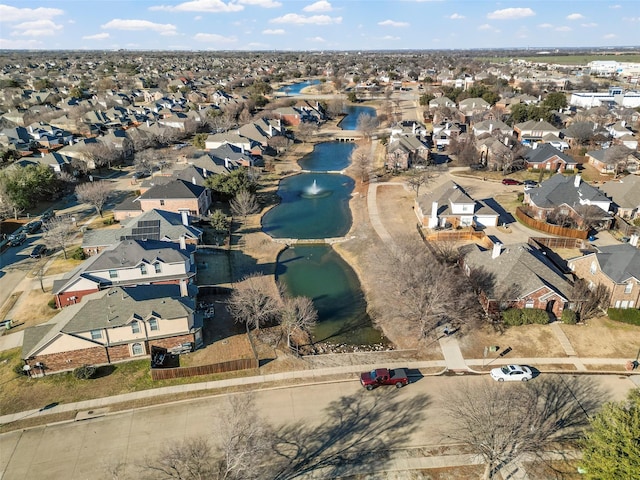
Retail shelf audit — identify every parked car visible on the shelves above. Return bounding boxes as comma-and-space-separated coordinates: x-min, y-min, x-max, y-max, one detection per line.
41, 211, 55, 221
502, 178, 522, 186
470, 164, 486, 170
133, 170, 151, 179
29, 244, 47, 258
360, 368, 409, 390
25, 220, 42, 234
8, 232, 27, 246
490, 364, 533, 382
523, 180, 538, 190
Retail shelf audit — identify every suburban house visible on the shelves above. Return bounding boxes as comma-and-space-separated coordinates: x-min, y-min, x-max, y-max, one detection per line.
205, 131, 252, 151
472, 119, 512, 137
476, 136, 513, 170
598, 175, 640, 220
568, 243, 640, 309
460, 242, 574, 318
524, 174, 612, 228
22, 285, 202, 374
53, 239, 196, 308
82, 209, 203, 256
385, 135, 430, 170
514, 119, 560, 145
273, 103, 324, 126
238, 118, 282, 147
523, 144, 578, 172
428, 96, 456, 110
415, 180, 499, 228
137, 179, 211, 218
432, 121, 465, 149
586, 148, 639, 174
457, 97, 491, 121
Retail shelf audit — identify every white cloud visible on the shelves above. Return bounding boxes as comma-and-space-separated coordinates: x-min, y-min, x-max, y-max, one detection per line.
193, 32, 237, 42
12, 19, 63, 37
307, 36, 326, 42
478, 24, 493, 30
382, 35, 400, 40
246, 42, 268, 48
538, 23, 553, 28
555, 26, 572, 32
449, 13, 465, 20
623, 17, 640, 22
603, 33, 617, 39
378, 19, 409, 27
0, 5, 64, 22
487, 8, 535, 20
581, 22, 597, 27
194, 15, 202, 20
150, 0, 244, 13
0, 37, 43, 48
566, 13, 584, 20
83, 32, 110, 40
68, 20, 75, 24
238, 0, 282, 7
303, 1, 332, 12
262, 28, 285, 34
270, 13, 341, 25
609, 4, 621, 8
101, 19, 178, 36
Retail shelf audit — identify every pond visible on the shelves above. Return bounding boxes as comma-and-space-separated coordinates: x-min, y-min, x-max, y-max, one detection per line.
338, 105, 377, 131
276, 79, 321, 96
298, 141, 354, 172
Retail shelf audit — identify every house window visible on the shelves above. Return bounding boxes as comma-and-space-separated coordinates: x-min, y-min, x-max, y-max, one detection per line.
154, 263, 162, 274
625, 283, 633, 294
525, 300, 535, 309
131, 321, 140, 334
132, 343, 144, 356
109, 270, 118, 279
160, 200, 165, 206
149, 318, 159, 331
90, 329, 102, 340
590, 261, 597, 275
140, 264, 147, 275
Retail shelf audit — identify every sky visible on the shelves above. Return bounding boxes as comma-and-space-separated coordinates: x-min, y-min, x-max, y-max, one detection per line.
0, 0, 639, 51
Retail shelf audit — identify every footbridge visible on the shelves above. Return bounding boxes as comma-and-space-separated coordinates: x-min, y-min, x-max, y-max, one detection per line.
271, 236, 353, 245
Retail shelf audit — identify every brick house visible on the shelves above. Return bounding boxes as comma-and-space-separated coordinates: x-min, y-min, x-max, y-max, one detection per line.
514, 119, 560, 145
567, 243, 640, 309
123, 179, 211, 221
53, 239, 195, 308
22, 285, 202, 374
415, 180, 499, 228
598, 175, 640, 220
385, 135, 430, 170
586, 148, 639, 175
460, 242, 574, 318
523, 144, 578, 173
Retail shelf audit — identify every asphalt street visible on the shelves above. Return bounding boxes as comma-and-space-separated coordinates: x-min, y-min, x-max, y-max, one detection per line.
0, 374, 635, 479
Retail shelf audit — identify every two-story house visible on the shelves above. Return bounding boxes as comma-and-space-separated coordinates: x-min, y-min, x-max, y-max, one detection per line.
567, 243, 640, 309
22, 284, 202, 374
415, 180, 499, 228
598, 175, 640, 220
53, 239, 196, 308
137, 179, 211, 218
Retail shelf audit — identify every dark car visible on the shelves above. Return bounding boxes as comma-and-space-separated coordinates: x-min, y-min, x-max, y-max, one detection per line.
25, 220, 42, 234
470, 164, 486, 170
29, 244, 47, 258
133, 170, 151, 179
8, 232, 27, 246
502, 178, 522, 185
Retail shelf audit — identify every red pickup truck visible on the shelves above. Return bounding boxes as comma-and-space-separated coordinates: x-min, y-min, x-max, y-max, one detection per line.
360, 368, 409, 390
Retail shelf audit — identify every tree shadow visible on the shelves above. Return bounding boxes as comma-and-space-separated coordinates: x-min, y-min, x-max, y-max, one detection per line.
271, 390, 429, 479
481, 197, 516, 225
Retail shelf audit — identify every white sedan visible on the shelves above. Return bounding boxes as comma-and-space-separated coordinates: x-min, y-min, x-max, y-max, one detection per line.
490, 364, 533, 382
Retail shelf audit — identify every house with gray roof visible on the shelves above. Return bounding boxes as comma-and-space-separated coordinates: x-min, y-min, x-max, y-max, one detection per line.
22, 285, 201, 374
134, 179, 211, 219
524, 174, 612, 228
385, 134, 430, 170
460, 242, 574, 318
599, 175, 640, 220
514, 119, 560, 145
586, 147, 638, 174
82, 209, 203, 256
568, 243, 640, 309
523, 144, 577, 173
53, 239, 195, 308
415, 180, 499, 229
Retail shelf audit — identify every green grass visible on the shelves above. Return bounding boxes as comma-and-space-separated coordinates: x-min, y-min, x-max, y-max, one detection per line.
608, 308, 640, 326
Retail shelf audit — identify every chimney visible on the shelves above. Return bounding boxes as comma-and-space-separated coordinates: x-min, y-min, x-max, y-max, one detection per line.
224, 158, 230, 169
574, 174, 581, 188
179, 235, 187, 250
269, 124, 273, 137
504, 136, 509, 146
412, 122, 417, 135
428, 201, 439, 229
630, 234, 639, 247
192, 176, 196, 185
492, 242, 502, 259
179, 279, 188, 297
146, 120, 150, 127
179, 210, 189, 226
203, 168, 207, 178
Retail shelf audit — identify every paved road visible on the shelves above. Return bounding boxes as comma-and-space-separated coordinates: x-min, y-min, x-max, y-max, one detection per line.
0, 374, 634, 479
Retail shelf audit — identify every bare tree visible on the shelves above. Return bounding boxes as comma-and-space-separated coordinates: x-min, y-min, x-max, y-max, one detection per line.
296, 121, 318, 140
604, 145, 631, 177
75, 181, 111, 217
405, 170, 437, 198
277, 283, 318, 349
355, 113, 378, 139
134, 149, 156, 173
230, 190, 260, 219
83, 142, 123, 170
141, 436, 214, 480
575, 204, 610, 231
43, 217, 76, 259
445, 377, 604, 480
565, 121, 595, 146
350, 143, 372, 183
572, 279, 610, 321
227, 273, 280, 332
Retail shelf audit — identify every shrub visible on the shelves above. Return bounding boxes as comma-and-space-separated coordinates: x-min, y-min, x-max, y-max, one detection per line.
522, 308, 550, 325
73, 364, 97, 380
561, 309, 578, 325
102, 217, 114, 225
502, 308, 524, 326
71, 247, 86, 260
607, 308, 640, 326
13, 364, 28, 376
47, 297, 58, 310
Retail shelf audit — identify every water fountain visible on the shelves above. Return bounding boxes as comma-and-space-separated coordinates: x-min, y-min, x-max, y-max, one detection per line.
300, 179, 332, 199
308, 180, 321, 195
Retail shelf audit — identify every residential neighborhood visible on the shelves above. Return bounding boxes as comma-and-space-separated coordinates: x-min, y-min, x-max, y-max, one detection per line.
1, 42, 640, 479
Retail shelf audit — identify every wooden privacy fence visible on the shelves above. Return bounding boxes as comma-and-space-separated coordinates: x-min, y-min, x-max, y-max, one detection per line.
420, 228, 487, 243
515, 207, 588, 239
615, 216, 640, 237
528, 236, 588, 250
150, 357, 258, 381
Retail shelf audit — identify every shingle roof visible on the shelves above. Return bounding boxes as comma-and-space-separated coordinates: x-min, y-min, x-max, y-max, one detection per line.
595, 244, 640, 283
527, 174, 610, 209
524, 144, 577, 165
599, 176, 640, 210
139, 179, 205, 200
